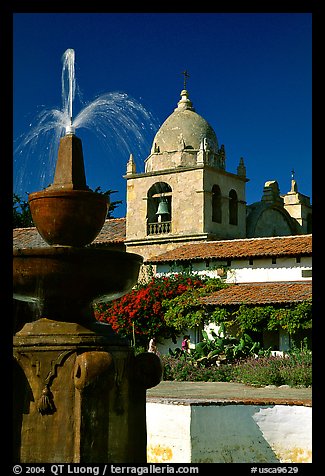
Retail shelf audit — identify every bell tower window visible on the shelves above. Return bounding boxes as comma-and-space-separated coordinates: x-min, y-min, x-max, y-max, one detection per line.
147, 182, 172, 235
212, 184, 222, 223
229, 189, 238, 225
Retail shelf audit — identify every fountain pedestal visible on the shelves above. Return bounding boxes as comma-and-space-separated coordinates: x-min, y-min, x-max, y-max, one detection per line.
13, 130, 162, 463
13, 318, 161, 463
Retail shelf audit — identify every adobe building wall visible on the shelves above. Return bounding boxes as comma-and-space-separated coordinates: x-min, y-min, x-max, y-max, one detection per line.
146, 402, 312, 463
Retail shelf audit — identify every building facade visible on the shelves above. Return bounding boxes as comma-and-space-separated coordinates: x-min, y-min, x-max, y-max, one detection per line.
124, 88, 311, 262
146, 234, 312, 353
13, 86, 312, 352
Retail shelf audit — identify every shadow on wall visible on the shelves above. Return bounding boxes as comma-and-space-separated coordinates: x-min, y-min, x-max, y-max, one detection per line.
191, 405, 280, 463
147, 403, 312, 463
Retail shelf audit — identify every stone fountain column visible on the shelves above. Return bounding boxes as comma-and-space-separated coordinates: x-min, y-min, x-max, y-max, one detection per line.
13, 133, 162, 463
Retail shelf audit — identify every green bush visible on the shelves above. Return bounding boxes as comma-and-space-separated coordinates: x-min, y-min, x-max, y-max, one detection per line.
160, 349, 312, 387
232, 351, 312, 387
279, 346, 312, 387
161, 354, 235, 382
279, 365, 312, 387
232, 356, 285, 386
133, 345, 147, 356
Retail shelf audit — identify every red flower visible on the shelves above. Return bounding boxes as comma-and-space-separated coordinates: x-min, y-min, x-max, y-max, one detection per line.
94, 273, 209, 343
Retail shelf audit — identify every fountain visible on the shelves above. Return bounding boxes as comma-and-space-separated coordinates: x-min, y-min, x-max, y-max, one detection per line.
14, 49, 158, 201
13, 49, 162, 463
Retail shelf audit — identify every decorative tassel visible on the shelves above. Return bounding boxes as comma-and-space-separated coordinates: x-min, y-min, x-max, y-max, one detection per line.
37, 385, 55, 415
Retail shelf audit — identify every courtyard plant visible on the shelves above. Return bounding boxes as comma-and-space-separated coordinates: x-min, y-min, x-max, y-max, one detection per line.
232, 341, 312, 387
209, 300, 312, 337
191, 326, 263, 365
94, 272, 223, 346
94, 268, 312, 387
161, 342, 312, 387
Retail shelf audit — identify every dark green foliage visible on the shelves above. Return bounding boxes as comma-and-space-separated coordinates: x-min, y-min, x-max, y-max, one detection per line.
161, 353, 235, 382
93, 187, 122, 218
13, 193, 34, 228
163, 276, 226, 331
210, 301, 312, 336
192, 327, 263, 365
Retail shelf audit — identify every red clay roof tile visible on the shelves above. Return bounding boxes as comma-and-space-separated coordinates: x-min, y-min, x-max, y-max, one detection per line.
200, 281, 312, 306
146, 234, 312, 263
13, 218, 126, 248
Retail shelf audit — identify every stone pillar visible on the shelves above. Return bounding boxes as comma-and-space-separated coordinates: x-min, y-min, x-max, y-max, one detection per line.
13, 318, 162, 463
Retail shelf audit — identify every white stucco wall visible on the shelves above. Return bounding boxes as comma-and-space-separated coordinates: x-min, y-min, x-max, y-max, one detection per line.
146, 403, 192, 463
157, 327, 202, 355
146, 402, 312, 463
156, 256, 312, 283
227, 256, 312, 283
251, 406, 312, 463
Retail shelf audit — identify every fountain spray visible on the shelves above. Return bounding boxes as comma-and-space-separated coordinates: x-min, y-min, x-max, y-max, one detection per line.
62, 48, 76, 135
14, 47, 158, 197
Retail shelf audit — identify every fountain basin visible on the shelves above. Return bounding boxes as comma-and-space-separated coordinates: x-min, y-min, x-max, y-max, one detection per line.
29, 189, 109, 247
13, 247, 143, 322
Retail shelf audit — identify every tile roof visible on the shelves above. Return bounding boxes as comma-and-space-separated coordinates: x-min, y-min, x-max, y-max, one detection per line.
146, 234, 312, 263
92, 218, 126, 245
13, 218, 126, 249
200, 281, 312, 306
13, 227, 47, 249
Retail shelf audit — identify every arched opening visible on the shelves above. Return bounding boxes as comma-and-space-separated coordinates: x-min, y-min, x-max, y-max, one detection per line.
147, 182, 172, 235
229, 189, 238, 225
212, 184, 222, 223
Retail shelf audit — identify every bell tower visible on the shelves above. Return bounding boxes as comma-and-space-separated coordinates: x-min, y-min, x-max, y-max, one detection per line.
124, 88, 248, 261
282, 171, 312, 233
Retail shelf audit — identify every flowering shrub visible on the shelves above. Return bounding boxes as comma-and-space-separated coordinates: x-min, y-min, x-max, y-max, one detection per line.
232, 349, 312, 387
161, 349, 312, 387
163, 277, 226, 330
94, 273, 206, 345
161, 353, 235, 382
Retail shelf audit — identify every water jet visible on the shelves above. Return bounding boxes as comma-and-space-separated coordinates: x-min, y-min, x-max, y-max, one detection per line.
14, 49, 158, 200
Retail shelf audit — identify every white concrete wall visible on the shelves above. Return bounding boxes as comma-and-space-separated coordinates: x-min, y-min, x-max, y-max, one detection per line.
157, 327, 202, 355
251, 406, 312, 464
146, 402, 312, 463
227, 256, 312, 283
146, 403, 192, 463
156, 256, 312, 283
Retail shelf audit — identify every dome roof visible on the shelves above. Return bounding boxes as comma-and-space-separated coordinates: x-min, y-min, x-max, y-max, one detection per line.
151, 89, 219, 154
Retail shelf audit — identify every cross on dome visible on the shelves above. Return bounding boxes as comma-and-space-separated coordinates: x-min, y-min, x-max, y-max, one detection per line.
182, 70, 190, 89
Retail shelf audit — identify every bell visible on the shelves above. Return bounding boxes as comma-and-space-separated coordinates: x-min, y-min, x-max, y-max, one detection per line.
156, 199, 170, 216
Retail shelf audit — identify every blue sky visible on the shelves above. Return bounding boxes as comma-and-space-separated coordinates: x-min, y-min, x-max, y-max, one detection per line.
13, 12, 312, 218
